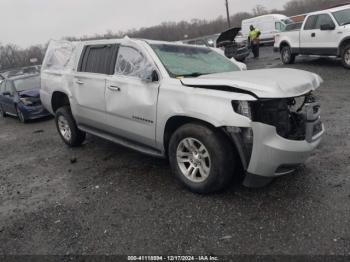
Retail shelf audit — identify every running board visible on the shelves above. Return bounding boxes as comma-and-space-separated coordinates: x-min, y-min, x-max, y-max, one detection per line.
78, 125, 165, 158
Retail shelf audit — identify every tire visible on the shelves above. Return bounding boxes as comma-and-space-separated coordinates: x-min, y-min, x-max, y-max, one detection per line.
341, 44, 350, 69
0, 104, 5, 118
55, 106, 86, 147
168, 123, 236, 194
16, 106, 26, 123
281, 46, 296, 64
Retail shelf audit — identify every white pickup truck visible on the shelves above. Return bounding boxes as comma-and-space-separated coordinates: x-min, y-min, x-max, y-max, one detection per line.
274, 4, 350, 69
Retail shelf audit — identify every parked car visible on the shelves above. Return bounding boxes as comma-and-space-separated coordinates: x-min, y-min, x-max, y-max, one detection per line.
274, 4, 350, 68
242, 14, 289, 44
182, 29, 250, 62
216, 27, 250, 62
0, 74, 51, 122
41, 38, 324, 193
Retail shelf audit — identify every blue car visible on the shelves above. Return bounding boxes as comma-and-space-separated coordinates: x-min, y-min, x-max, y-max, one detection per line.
0, 74, 51, 123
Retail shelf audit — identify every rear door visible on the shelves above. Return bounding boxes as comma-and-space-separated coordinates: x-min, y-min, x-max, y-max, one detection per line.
2, 81, 16, 114
72, 44, 117, 127
105, 43, 160, 147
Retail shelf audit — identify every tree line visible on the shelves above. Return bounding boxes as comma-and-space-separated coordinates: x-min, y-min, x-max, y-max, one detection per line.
0, 0, 348, 71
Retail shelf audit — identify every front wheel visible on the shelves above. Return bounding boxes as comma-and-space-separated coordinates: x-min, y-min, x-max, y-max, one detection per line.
168, 123, 236, 194
281, 46, 296, 64
341, 44, 350, 69
55, 106, 86, 147
16, 106, 26, 123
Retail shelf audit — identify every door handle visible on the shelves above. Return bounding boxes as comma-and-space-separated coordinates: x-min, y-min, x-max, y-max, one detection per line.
311, 33, 316, 37
108, 85, 121, 92
76, 80, 84, 85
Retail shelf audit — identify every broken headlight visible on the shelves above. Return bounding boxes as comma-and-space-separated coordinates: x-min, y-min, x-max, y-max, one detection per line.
232, 101, 252, 119
20, 97, 33, 106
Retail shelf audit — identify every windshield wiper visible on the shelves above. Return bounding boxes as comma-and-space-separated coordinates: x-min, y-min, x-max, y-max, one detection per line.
341, 21, 350, 26
176, 72, 209, 78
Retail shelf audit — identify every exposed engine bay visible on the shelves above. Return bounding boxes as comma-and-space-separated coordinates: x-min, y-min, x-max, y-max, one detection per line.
250, 93, 322, 142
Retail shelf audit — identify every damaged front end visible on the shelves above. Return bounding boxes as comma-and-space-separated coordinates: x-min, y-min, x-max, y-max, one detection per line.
250, 93, 323, 143
225, 92, 324, 187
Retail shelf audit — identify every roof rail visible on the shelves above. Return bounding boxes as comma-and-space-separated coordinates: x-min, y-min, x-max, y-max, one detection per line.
327, 2, 350, 9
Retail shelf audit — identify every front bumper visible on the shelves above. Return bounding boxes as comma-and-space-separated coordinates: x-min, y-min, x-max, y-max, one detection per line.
234, 47, 250, 61
19, 104, 52, 120
243, 121, 324, 186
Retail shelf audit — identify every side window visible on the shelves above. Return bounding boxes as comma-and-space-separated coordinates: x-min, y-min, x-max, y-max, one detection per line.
304, 15, 318, 30
5, 81, 14, 96
275, 22, 282, 31
315, 14, 335, 29
115, 46, 151, 79
79, 45, 115, 74
0, 81, 5, 92
195, 40, 206, 46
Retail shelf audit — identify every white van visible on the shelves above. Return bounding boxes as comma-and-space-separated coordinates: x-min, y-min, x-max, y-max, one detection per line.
242, 14, 289, 44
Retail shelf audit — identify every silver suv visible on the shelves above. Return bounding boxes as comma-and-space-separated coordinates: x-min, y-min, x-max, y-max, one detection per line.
40, 38, 324, 193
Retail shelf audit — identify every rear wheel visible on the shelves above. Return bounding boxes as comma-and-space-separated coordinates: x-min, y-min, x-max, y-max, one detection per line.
281, 46, 296, 64
16, 106, 26, 123
55, 106, 86, 147
168, 123, 236, 194
341, 44, 350, 69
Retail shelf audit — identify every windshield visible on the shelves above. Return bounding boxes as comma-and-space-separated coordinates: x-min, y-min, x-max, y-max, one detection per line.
333, 8, 350, 26
13, 75, 40, 92
151, 44, 240, 78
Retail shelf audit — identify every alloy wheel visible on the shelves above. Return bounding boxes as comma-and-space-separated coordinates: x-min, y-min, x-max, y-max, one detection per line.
58, 115, 72, 142
345, 49, 350, 66
282, 48, 290, 63
176, 137, 211, 183
16, 107, 25, 123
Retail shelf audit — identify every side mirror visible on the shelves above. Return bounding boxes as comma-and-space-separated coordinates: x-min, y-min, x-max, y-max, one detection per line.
143, 69, 159, 83
151, 70, 159, 82
320, 24, 335, 30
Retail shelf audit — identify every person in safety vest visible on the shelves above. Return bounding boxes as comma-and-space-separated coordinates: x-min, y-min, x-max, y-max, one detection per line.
248, 25, 261, 58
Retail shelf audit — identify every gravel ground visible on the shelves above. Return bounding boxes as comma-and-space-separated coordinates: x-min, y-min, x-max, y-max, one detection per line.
0, 47, 349, 256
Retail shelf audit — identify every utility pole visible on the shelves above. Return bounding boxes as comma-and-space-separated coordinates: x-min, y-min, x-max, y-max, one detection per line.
225, 0, 231, 28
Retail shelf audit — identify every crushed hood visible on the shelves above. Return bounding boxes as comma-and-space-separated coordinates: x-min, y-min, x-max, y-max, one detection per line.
181, 68, 323, 98
18, 89, 40, 98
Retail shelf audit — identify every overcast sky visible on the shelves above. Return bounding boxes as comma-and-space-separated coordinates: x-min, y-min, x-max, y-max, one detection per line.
0, 0, 290, 47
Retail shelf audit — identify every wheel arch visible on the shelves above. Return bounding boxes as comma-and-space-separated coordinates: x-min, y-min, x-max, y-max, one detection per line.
279, 41, 291, 52
339, 37, 350, 56
51, 91, 70, 113
162, 115, 244, 168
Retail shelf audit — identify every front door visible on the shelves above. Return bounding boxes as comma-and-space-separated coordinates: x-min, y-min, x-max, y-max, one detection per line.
300, 14, 338, 55
105, 44, 160, 147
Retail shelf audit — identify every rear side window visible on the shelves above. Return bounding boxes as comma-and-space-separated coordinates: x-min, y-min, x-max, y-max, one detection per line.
304, 15, 318, 30
79, 45, 116, 74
